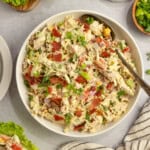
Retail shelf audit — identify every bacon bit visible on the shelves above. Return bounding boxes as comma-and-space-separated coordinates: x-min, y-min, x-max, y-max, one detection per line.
11, 144, 22, 150
74, 122, 86, 131
123, 47, 130, 53
89, 98, 102, 111
106, 82, 114, 91
49, 53, 62, 62
24, 74, 41, 85
50, 76, 67, 86
101, 51, 110, 58
54, 115, 64, 121
83, 86, 96, 101
50, 97, 62, 106
89, 108, 96, 114
95, 90, 102, 97
48, 87, 52, 94
90, 86, 96, 91
83, 23, 90, 32
75, 75, 87, 84
75, 109, 82, 117
52, 28, 61, 37
52, 41, 61, 51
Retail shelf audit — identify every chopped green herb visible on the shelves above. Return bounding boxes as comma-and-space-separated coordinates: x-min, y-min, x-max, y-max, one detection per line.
33, 71, 40, 78
97, 85, 104, 91
68, 54, 78, 63
27, 49, 34, 58
126, 78, 135, 89
29, 95, 33, 101
77, 36, 87, 46
79, 71, 91, 80
65, 113, 72, 125
117, 90, 126, 100
3, 0, 27, 6
110, 100, 116, 107
85, 112, 90, 121
102, 117, 107, 125
56, 84, 63, 89
66, 31, 73, 39
86, 17, 94, 24
135, 0, 150, 32
24, 80, 30, 88
75, 88, 83, 95
67, 84, 83, 95
81, 63, 87, 69
145, 69, 150, 75
119, 40, 126, 50
39, 76, 50, 87
101, 105, 108, 111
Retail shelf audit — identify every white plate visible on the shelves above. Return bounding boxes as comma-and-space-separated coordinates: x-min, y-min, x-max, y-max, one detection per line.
16, 10, 143, 137
0, 36, 13, 101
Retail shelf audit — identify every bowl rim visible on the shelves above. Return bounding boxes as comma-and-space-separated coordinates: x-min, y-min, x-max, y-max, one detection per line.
16, 9, 144, 138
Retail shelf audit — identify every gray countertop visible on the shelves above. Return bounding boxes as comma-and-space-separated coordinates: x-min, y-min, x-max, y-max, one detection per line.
0, 0, 149, 150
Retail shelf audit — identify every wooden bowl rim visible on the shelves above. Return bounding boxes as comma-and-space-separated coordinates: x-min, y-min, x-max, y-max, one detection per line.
132, 0, 150, 35
11, 0, 40, 12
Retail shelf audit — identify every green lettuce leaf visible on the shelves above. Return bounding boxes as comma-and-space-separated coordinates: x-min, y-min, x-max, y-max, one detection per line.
0, 122, 38, 150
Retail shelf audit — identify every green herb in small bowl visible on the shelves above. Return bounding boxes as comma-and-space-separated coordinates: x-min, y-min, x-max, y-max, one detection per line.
132, 0, 150, 35
3, 0, 39, 12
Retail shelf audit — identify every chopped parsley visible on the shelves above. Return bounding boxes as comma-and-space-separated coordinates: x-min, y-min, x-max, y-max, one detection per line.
85, 112, 90, 121
86, 17, 94, 24
77, 36, 87, 47
117, 90, 126, 100
65, 113, 72, 125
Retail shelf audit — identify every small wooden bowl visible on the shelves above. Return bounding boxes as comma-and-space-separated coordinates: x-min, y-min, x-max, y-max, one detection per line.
10, 0, 40, 12
132, 0, 150, 35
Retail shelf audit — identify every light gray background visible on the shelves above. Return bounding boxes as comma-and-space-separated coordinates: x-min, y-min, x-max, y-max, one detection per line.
0, 0, 150, 149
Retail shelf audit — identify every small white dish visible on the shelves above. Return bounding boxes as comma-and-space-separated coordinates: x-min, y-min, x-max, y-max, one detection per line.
16, 10, 143, 137
0, 36, 13, 101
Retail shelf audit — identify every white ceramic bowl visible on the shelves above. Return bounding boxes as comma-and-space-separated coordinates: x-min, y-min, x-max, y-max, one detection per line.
16, 10, 143, 137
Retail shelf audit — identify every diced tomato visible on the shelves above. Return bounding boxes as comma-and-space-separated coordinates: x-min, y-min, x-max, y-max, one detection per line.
52, 28, 61, 37
123, 47, 130, 53
50, 76, 67, 86
54, 115, 64, 121
106, 82, 114, 91
50, 97, 62, 106
74, 122, 85, 131
75, 110, 82, 117
48, 87, 52, 93
11, 144, 22, 150
89, 98, 101, 111
52, 41, 61, 51
75, 75, 87, 84
83, 23, 90, 32
95, 37, 102, 43
50, 53, 62, 62
101, 51, 110, 58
